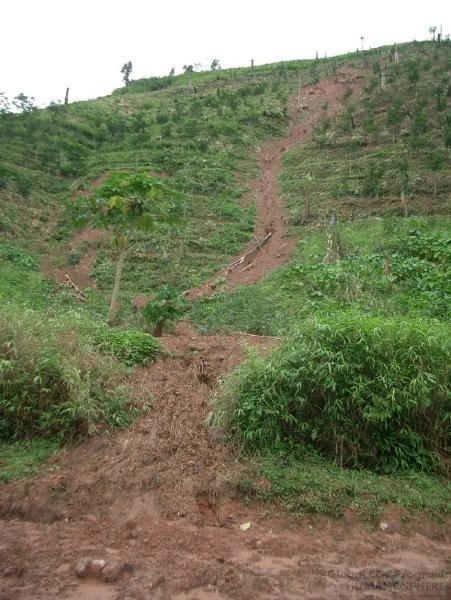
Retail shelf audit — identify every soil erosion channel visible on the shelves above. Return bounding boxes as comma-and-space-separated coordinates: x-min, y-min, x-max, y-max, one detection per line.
2, 76, 449, 600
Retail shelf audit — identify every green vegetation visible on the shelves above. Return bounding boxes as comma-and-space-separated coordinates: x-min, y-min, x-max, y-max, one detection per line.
142, 285, 189, 336
0, 241, 53, 308
1, 40, 450, 520
191, 216, 451, 334
282, 42, 451, 227
94, 327, 165, 366
216, 314, 450, 474
1, 58, 304, 294
236, 454, 451, 520
0, 308, 136, 441
70, 171, 182, 321
0, 440, 58, 483
189, 40, 451, 517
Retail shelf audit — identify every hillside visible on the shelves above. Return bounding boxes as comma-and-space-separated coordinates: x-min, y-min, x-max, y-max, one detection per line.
1, 40, 450, 599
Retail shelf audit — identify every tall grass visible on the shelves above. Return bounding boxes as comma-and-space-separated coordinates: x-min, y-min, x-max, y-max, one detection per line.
0, 308, 136, 441
217, 313, 451, 474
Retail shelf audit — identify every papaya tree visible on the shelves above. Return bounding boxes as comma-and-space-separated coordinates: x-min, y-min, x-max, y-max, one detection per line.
71, 172, 181, 322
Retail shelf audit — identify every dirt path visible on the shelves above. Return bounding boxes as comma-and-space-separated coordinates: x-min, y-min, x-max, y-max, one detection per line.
2, 75, 450, 599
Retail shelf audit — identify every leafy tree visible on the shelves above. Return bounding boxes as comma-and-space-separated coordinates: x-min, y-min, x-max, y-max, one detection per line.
0, 93, 10, 114
70, 172, 182, 322
121, 61, 133, 85
183, 64, 194, 73
210, 58, 221, 70
169, 67, 175, 77
12, 93, 36, 113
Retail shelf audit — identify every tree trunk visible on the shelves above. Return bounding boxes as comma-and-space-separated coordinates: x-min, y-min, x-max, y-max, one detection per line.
64, 87, 69, 105
383, 254, 391, 274
153, 320, 164, 337
108, 248, 127, 323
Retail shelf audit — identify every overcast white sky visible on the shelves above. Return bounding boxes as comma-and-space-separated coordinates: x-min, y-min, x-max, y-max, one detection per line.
1, 0, 449, 107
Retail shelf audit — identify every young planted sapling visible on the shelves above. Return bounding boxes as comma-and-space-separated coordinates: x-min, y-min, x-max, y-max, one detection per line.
142, 285, 188, 336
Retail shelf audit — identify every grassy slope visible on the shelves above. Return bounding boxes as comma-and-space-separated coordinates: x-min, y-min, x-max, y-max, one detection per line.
1, 58, 315, 292
190, 40, 451, 334
1, 41, 450, 516
0, 56, 317, 478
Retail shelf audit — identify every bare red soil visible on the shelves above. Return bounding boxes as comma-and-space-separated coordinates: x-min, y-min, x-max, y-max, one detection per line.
3, 75, 450, 599
1, 323, 449, 600
40, 226, 105, 288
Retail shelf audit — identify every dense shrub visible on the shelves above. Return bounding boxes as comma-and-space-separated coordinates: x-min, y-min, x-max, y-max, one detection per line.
0, 243, 39, 269
0, 309, 136, 441
95, 327, 164, 365
217, 313, 451, 474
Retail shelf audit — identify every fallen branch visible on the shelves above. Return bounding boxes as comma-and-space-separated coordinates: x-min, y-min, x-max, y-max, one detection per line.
65, 274, 87, 301
240, 260, 255, 273
225, 231, 273, 275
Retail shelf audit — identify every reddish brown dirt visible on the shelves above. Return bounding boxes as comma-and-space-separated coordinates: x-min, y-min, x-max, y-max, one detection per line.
3, 75, 450, 599
39, 173, 110, 288
1, 322, 449, 599
40, 227, 106, 288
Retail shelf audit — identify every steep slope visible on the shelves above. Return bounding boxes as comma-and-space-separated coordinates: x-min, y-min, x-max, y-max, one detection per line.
1, 41, 451, 600
1, 65, 450, 599
188, 76, 362, 298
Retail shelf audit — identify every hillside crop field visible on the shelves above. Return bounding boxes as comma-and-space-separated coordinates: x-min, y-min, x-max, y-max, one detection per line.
0, 40, 450, 599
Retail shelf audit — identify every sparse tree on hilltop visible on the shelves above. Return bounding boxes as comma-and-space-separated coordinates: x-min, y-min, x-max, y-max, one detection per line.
121, 61, 133, 86
12, 93, 36, 113
210, 58, 221, 70
0, 92, 10, 114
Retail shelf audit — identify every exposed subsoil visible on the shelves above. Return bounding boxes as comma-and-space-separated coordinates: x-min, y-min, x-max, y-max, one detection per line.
3, 74, 450, 599
39, 173, 111, 288
186, 75, 362, 299
40, 226, 106, 288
